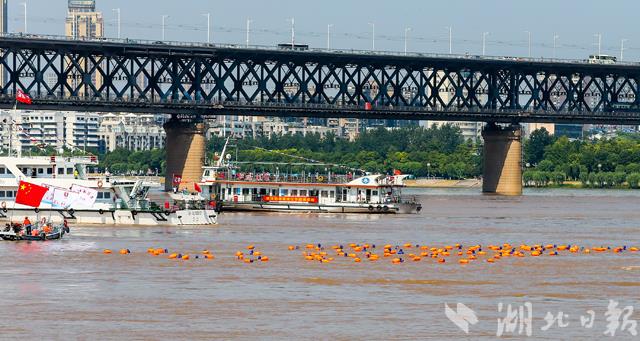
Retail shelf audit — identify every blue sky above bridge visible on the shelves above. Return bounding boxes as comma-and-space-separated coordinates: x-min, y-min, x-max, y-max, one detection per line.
7, 0, 639, 61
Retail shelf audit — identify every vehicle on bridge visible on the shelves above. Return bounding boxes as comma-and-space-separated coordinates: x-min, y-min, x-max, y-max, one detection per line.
588, 54, 617, 64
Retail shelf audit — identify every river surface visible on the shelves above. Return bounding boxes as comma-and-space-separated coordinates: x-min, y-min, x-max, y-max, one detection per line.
1, 188, 639, 340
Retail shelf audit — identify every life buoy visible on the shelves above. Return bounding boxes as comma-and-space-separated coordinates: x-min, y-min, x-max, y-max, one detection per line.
97, 180, 104, 188
383, 205, 389, 212
317, 175, 325, 182
98, 209, 104, 215
68, 208, 75, 216
368, 205, 374, 211
376, 205, 382, 211
164, 210, 170, 215
34, 208, 40, 213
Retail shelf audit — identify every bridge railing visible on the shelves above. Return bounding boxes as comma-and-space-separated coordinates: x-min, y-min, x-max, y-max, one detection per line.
3, 93, 640, 121
2, 32, 637, 67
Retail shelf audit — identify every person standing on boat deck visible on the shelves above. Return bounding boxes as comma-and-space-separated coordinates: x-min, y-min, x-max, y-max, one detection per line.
73, 169, 79, 179
23, 217, 32, 235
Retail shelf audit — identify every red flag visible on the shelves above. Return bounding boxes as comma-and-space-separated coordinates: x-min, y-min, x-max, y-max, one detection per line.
15, 181, 48, 207
194, 182, 202, 193
393, 169, 402, 175
16, 90, 32, 105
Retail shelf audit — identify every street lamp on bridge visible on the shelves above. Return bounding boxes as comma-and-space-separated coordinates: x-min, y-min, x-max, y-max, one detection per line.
113, 8, 121, 39
482, 32, 489, 56
161, 15, 169, 41
368, 22, 375, 51
404, 27, 412, 55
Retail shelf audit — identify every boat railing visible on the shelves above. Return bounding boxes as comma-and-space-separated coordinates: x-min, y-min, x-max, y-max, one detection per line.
224, 172, 356, 184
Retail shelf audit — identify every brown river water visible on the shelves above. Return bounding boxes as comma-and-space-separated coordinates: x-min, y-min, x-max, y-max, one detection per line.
1, 188, 639, 340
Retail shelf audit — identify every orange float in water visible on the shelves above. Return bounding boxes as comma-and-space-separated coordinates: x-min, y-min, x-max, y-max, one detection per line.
181, 254, 190, 260
304, 255, 314, 261
354, 257, 361, 263
261, 256, 269, 262
584, 249, 591, 254
458, 259, 469, 264
438, 258, 445, 263
354, 246, 363, 252
305, 244, 314, 249
404, 243, 412, 248
243, 258, 251, 263
630, 247, 639, 252
204, 254, 214, 260
392, 258, 401, 264
412, 256, 421, 262
247, 245, 255, 250
254, 251, 262, 256
119, 249, 128, 255
155, 248, 164, 254
147, 248, 155, 253
487, 258, 495, 263
103, 249, 112, 254
168, 253, 178, 259
288, 245, 295, 251
468, 255, 477, 260
531, 251, 541, 257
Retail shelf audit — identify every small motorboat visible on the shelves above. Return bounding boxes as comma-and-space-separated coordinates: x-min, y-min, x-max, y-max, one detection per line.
0, 220, 70, 241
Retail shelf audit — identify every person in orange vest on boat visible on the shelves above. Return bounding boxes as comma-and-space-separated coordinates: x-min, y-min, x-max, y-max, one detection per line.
23, 217, 32, 235
43, 224, 52, 234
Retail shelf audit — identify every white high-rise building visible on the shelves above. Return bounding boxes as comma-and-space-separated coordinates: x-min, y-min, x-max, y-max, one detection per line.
0, 110, 100, 154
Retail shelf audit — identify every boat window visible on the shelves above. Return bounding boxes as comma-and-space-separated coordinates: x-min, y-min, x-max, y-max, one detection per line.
0, 191, 4, 197
372, 190, 378, 196
227, 188, 232, 195
38, 168, 44, 174
0, 167, 5, 174
47, 168, 53, 174
66, 168, 73, 174
242, 188, 250, 195
271, 189, 277, 195
291, 189, 298, 196
204, 170, 210, 177
329, 191, 335, 198
97, 192, 104, 199
103, 192, 111, 199
281, 189, 289, 196
300, 190, 307, 196
321, 190, 328, 198
58, 167, 64, 174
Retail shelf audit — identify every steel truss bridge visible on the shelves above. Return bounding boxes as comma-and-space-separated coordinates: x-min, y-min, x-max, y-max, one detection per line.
1, 34, 640, 124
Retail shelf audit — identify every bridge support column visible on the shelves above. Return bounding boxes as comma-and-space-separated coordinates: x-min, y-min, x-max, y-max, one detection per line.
482, 123, 522, 196
163, 117, 207, 192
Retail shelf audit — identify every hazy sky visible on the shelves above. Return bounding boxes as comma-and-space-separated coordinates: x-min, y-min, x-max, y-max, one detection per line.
6, 0, 640, 60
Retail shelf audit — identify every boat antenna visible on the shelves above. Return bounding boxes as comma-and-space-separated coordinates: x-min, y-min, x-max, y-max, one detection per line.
216, 136, 231, 167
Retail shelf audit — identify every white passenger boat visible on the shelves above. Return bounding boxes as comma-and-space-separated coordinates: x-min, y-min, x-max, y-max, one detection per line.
0, 156, 217, 225
198, 142, 421, 214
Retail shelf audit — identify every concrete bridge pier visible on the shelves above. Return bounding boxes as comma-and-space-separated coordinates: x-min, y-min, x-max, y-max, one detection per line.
482, 123, 522, 196
163, 116, 207, 192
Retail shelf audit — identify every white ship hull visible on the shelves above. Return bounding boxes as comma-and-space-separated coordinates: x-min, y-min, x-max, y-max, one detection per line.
0, 208, 218, 226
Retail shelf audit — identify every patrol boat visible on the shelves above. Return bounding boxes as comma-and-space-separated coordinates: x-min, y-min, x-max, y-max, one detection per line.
198, 142, 421, 214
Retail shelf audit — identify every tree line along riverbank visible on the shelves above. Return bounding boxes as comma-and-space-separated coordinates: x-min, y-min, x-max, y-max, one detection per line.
23, 124, 640, 189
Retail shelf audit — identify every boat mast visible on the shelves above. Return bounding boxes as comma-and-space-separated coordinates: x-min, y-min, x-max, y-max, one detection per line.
216, 136, 231, 168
